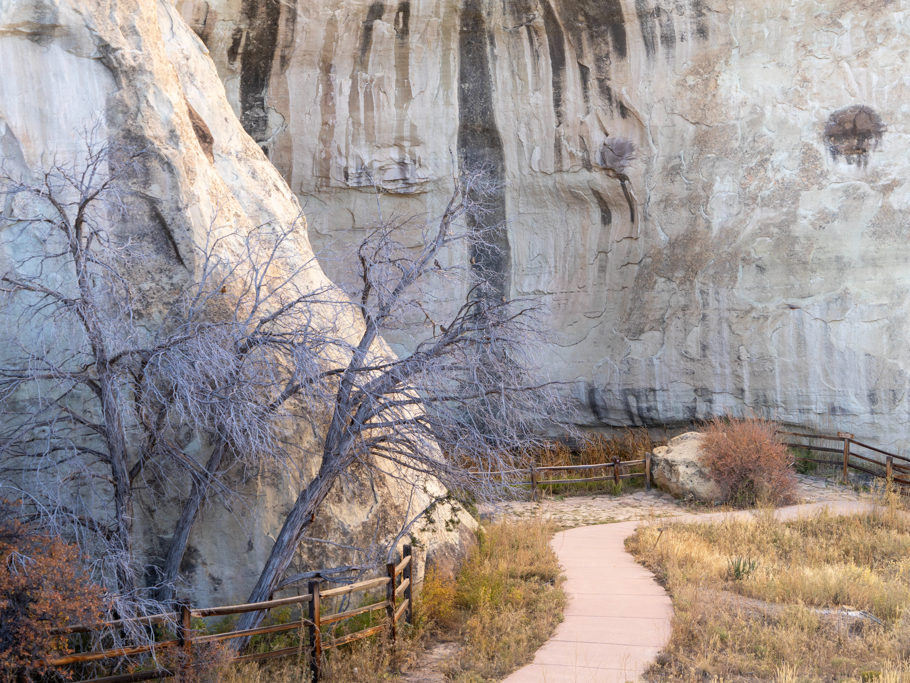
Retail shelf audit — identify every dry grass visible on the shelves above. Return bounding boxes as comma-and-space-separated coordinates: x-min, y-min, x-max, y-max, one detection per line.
213, 518, 564, 682
531, 429, 658, 496
626, 501, 910, 681
700, 417, 797, 507
441, 518, 565, 681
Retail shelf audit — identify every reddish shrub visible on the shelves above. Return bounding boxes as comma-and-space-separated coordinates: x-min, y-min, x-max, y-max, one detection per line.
0, 503, 106, 681
699, 417, 797, 507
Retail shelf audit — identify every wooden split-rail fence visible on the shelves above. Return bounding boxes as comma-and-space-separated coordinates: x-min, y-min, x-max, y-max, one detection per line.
47, 546, 414, 683
780, 430, 910, 490
528, 453, 652, 499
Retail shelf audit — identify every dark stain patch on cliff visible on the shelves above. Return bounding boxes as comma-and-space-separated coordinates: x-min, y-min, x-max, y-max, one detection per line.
556, 0, 626, 113
458, 0, 509, 299
691, 0, 709, 39
591, 189, 612, 227
578, 61, 591, 112
562, 0, 627, 61
636, 0, 707, 60
238, 0, 281, 145
824, 105, 885, 167
657, 6, 676, 57
227, 27, 243, 66
394, 1, 413, 140
635, 0, 658, 58
540, 0, 566, 129
394, 2, 410, 41
185, 101, 214, 163
316, 14, 339, 185
360, 2, 386, 68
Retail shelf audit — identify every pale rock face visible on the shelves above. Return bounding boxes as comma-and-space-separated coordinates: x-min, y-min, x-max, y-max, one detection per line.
0, 0, 473, 605
180, 0, 910, 451
650, 431, 723, 503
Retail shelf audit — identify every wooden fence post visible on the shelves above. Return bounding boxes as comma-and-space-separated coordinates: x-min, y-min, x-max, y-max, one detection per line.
645, 451, 652, 491
308, 580, 322, 682
178, 603, 192, 683
887, 456, 894, 483
403, 545, 413, 625
838, 432, 853, 483
386, 557, 397, 645
530, 464, 538, 501
612, 458, 620, 486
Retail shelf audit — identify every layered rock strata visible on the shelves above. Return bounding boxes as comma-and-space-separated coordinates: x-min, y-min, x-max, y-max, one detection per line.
180, 0, 910, 450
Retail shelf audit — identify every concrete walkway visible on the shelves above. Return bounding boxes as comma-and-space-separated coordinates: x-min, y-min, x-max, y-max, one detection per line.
504, 500, 875, 683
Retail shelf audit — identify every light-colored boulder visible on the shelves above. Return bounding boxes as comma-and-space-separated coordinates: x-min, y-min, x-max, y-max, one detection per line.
651, 432, 723, 504
0, 0, 473, 606
179, 0, 910, 451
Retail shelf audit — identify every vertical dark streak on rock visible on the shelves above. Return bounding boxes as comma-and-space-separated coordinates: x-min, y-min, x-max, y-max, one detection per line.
540, 0, 566, 168
580, 137, 592, 171
524, 25, 541, 89
359, 2, 386, 68
540, 0, 566, 128
557, 1, 626, 110
227, 28, 243, 66
458, 0, 509, 299
238, 0, 281, 147
635, 0, 657, 59
578, 61, 591, 113
317, 15, 339, 186
277, 4, 298, 72
587, 384, 607, 423
657, 6, 676, 57
620, 177, 635, 223
349, 3, 385, 178
591, 189, 612, 227
394, 2, 412, 143
691, 0, 709, 39
151, 204, 188, 271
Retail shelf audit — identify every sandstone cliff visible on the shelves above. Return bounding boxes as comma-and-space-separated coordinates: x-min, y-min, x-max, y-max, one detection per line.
180, 0, 910, 449
0, 0, 472, 605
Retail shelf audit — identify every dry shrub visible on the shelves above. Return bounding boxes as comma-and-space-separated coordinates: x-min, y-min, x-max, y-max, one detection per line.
700, 417, 797, 507
415, 567, 458, 631
0, 503, 106, 682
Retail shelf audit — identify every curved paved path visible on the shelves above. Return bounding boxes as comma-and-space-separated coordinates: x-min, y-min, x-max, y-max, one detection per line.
504, 500, 875, 683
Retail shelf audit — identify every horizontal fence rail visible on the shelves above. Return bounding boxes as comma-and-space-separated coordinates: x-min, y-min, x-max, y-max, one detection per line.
780, 430, 910, 490
529, 454, 652, 499
50, 546, 414, 682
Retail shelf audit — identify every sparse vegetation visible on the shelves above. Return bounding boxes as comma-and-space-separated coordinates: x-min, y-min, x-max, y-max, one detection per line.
700, 417, 797, 507
626, 504, 910, 681
214, 518, 564, 682
530, 429, 658, 497
0, 504, 106, 682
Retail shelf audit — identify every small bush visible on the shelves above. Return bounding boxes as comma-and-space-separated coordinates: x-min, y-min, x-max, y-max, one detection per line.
0, 503, 107, 682
700, 417, 797, 507
415, 567, 458, 631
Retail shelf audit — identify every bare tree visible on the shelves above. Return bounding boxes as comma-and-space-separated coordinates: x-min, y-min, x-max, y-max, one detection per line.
0, 142, 570, 651
0, 141, 340, 618
231, 171, 569, 637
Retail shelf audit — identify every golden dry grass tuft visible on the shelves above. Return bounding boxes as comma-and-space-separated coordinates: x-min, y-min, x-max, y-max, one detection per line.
443, 518, 565, 681
626, 504, 910, 681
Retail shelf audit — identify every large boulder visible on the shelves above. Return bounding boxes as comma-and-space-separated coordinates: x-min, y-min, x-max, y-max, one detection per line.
651, 432, 723, 504
0, 0, 473, 606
